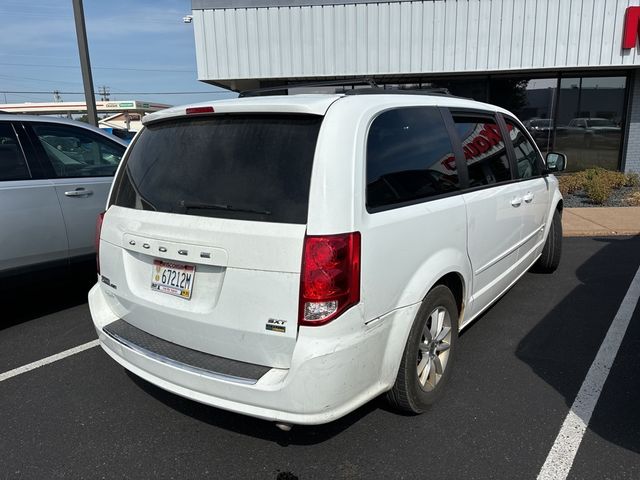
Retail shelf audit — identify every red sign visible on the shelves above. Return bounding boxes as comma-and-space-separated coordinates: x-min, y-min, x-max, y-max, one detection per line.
623, 7, 640, 49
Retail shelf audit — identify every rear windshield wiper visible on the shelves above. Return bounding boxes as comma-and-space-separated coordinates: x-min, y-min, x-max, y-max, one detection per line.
178, 200, 271, 216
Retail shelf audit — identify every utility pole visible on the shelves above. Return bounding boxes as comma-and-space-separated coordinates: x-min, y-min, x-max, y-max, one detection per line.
98, 85, 110, 101
72, 0, 98, 126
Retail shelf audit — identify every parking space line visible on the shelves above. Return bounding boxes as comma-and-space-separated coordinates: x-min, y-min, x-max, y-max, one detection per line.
0, 339, 99, 383
537, 265, 640, 480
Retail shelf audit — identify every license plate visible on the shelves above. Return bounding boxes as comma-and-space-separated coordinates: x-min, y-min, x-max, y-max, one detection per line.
151, 260, 195, 299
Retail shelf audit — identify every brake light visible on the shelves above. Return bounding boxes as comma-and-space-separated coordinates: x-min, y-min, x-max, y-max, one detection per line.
299, 232, 361, 326
95, 211, 105, 274
186, 106, 214, 115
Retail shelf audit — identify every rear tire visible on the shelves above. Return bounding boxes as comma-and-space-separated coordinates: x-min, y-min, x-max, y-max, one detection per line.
532, 209, 562, 273
387, 285, 458, 414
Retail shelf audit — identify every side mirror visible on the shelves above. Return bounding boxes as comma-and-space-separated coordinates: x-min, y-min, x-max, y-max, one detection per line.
545, 152, 567, 173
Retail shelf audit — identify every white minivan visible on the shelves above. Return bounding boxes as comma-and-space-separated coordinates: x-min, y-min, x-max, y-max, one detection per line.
89, 91, 565, 427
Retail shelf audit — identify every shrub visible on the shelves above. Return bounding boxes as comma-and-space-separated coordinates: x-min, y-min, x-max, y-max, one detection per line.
626, 192, 640, 206
584, 176, 612, 204
557, 168, 632, 204
626, 173, 640, 187
579, 167, 626, 189
558, 174, 582, 196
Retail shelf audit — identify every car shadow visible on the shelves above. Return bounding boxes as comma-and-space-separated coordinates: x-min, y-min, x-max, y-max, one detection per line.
0, 262, 96, 329
516, 235, 640, 454
125, 370, 387, 446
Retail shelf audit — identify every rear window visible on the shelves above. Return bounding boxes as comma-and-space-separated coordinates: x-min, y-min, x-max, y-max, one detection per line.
112, 114, 323, 224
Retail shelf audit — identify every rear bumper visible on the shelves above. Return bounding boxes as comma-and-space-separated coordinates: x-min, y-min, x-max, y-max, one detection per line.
89, 283, 418, 425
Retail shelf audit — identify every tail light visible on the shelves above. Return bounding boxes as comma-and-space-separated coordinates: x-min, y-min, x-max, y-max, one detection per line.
186, 106, 214, 114
299, 232, 361, 326
95, 211, 105, 274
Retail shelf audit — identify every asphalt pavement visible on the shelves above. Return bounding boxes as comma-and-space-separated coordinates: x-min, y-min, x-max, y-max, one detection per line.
1, 237, 639, 479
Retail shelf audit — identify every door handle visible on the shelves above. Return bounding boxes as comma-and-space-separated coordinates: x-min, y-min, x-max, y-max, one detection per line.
64, 188, 93, 197
523, 192, 534, 203
511, 197, 522, 207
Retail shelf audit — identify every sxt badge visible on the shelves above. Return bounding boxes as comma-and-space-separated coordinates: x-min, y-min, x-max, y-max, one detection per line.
266, 318, 287, 333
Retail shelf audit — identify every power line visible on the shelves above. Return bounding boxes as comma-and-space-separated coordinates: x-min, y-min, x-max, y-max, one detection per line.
0, 62, 194, 73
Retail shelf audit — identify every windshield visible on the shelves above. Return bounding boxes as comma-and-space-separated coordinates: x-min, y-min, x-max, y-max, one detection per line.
112, 114, 323, 224
587, 119, 616, 127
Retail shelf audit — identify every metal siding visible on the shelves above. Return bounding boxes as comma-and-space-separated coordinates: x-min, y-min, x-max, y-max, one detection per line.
477, 0, 492, 70
193, 0, 640, 82
486, 0, 502, 70
193, 10, 208, 79
578, 0, 595, 66
467, 0, 480, 70
432, 1, 445, 71
510, 0, 525, 69
443, 0, 457, 71
454, 0, 467, 70
543, 0, 559, 68
411, 2, 423, 71
601, 0, 619, 64
400, 2, 412, 72
521, 0, 537, 69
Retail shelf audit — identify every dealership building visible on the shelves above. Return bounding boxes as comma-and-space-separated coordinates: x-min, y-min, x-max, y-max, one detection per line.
191, 0, 640, 173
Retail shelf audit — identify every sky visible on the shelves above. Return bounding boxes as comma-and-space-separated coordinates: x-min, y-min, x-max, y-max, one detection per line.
0, 0, 236, 107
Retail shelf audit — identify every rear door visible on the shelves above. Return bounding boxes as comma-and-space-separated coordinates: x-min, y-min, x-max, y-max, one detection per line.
502, 116, 550, 269
27, 122, 126, 260
0, 121, 68, 274
100, 113, 323, 368
449, 112, 523, 319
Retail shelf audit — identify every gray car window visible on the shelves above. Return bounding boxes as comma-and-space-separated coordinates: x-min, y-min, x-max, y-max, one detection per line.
506, 120, 542, 179
0, 123, 30, 181
32, 124, 124, 178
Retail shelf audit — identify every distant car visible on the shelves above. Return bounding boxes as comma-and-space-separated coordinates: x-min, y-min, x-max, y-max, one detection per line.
523, 118, 554, 149
100, 126, 136, 144
0, 114, 127, 280
565, 117, 621, 148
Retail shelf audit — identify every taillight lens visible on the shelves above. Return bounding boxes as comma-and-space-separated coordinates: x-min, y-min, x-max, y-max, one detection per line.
95, 211, 105, 274
186, 106, 214, 114
299, 232, 361, 326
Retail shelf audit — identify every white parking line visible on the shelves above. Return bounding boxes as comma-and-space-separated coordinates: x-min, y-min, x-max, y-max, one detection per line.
537, 265, 640, 480
0, 339, 99, 383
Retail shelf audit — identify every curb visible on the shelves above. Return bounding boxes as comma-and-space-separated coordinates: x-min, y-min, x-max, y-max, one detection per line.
562, 206, 640, 237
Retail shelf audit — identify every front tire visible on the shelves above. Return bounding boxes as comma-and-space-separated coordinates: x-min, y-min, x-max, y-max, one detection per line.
387, 285, 459, 414
533, 209, 562, 273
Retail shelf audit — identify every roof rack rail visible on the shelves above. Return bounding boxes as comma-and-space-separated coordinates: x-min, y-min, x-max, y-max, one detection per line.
343, 87, 455, 97
238, 78, 379, 97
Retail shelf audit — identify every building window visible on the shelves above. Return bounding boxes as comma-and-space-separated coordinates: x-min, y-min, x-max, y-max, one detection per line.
554, 76, 626, 171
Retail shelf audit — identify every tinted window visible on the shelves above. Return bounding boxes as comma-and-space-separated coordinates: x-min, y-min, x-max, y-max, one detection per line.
506, 121, 542, 179
453, 116, 511, 187
32, 124, 124, 178
113, 114, 322, 224
0, 123, 30, 181
367, 107, 459, 210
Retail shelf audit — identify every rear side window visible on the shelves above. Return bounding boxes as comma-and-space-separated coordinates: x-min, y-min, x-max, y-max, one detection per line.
452, 116, 511, 187
506, 120, 542, 179
0, 123, 30, 181
113, 114, 322, 224
366, 107, 459, 210
32, 124, 124, 178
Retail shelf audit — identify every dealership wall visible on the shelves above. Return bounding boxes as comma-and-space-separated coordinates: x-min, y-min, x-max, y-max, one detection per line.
624, 73, 640, 173
192, 0, 640, 87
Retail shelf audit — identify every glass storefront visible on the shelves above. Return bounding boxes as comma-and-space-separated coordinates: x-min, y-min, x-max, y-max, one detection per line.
422, 73, 629, 172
